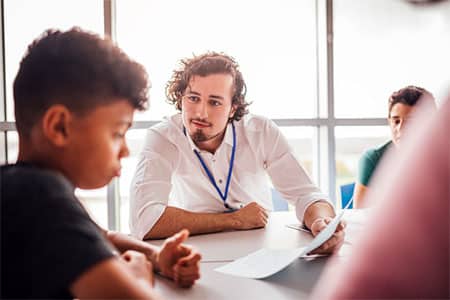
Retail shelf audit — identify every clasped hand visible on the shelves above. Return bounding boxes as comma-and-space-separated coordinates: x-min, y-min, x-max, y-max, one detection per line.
156, 229, 202, 288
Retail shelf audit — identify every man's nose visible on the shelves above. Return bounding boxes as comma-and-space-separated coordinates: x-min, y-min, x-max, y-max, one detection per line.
196, 101, 208, 119
397, 120, 405, 131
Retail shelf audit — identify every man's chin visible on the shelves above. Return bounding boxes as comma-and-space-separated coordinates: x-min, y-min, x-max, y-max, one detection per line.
191, 130, 208, 143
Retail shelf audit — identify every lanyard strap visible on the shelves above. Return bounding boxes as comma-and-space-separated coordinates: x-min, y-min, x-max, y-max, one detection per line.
184, 123, 236, 209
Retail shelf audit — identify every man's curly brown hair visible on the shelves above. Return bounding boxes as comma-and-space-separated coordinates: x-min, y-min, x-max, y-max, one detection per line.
165, 52, 250, 122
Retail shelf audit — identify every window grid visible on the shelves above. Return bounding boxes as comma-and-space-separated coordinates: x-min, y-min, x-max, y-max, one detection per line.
0, 0, 388, 230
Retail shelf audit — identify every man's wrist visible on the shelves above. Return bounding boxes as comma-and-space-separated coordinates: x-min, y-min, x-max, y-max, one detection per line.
226, 211, 242, 230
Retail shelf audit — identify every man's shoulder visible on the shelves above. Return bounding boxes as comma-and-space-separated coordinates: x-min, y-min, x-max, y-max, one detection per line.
376, 140, 392, 154
238, 114, 273, 132
360, 141, 391, 169
149, 114, 183, 140
370, 141, 392, 161
364, 141, 390, 157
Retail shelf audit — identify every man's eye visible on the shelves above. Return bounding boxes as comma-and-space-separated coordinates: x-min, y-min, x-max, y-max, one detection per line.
188, 96, 199, 102
210, 100, 221, 106
391, 119, 401, 125
114, 133, 125, 139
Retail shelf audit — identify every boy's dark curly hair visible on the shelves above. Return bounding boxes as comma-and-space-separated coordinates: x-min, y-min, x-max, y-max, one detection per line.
13, 27, 150, 136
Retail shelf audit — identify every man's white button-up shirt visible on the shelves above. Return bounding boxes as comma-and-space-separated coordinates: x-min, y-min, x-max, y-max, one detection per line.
130, 114, 330, 239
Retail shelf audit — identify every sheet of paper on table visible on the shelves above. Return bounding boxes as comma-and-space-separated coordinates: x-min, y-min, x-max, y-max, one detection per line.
215, 209, 346, 279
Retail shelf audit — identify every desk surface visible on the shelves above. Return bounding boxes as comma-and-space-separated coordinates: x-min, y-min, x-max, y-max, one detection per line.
154, 259, 327, 300
151, 210, 368, 300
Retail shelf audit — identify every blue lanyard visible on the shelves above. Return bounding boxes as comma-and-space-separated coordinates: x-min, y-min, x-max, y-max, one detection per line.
184, 123, 236, 210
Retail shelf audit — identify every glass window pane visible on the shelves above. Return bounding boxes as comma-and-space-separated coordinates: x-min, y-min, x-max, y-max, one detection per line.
280, 126, 315, 180
76, 188, 108, 228
0, 133, 6, 164
334, 0, 450, 118
6, 131, 18, 164
118, 128, 147, 233
116, 0, 317, 121
335, 126, 390, 207
4, 0, 104, 122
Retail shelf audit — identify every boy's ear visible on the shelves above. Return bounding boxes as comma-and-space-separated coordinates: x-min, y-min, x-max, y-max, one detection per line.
41, 105, 73, 147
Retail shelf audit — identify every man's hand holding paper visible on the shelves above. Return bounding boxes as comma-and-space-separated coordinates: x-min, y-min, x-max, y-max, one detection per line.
309, 217, 346, 255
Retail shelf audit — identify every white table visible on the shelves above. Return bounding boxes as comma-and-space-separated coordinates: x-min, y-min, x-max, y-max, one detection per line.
150, 210, 368, 300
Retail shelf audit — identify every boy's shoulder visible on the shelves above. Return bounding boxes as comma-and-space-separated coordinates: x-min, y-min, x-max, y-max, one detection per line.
1, 163, 74, 200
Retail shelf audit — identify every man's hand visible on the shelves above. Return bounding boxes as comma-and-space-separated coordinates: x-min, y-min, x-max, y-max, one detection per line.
231, 202, 269, 230
156, 229, 201, 288
309, 217, 346, 255
121, 250, 154, 286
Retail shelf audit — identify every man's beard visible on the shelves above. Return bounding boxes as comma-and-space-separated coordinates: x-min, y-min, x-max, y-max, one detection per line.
191, 130, 208, 143
191, 129, 223, 144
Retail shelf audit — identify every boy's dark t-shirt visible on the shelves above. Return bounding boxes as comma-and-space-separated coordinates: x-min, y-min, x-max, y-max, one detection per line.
1, 163, 115, 299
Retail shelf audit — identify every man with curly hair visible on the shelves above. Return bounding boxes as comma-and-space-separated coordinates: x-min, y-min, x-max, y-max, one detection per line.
130, 52, 345, 255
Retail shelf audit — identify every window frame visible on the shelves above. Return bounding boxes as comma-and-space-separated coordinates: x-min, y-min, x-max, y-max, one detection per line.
0, 0, 388, 230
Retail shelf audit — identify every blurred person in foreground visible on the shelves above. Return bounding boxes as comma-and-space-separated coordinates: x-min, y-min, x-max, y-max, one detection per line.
1, 28, 200, 299
312, 93, 449, 298
312, 3, 449, 295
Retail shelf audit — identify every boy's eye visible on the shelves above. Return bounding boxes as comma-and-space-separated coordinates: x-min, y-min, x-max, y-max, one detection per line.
114, 132, 125, 139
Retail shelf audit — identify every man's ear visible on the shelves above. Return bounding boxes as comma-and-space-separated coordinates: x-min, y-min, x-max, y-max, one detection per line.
41, 105, 73, 147
229, 104, 237, 119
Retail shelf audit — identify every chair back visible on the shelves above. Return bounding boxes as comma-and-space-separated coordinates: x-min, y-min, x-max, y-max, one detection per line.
340, 182, 355, 209
271, 189, 289, 211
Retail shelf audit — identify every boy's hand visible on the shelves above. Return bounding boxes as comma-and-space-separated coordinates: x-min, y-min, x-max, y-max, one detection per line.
121, 250, 154, 286
157, 229, 201, 288
309, 217, 346, 255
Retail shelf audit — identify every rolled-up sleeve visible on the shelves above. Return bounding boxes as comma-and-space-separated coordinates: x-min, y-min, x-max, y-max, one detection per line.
129, 129, 177, 240
263, 119, 333, 224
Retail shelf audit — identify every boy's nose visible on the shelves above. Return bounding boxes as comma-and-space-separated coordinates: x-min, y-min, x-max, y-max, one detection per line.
120, 141, 130, 158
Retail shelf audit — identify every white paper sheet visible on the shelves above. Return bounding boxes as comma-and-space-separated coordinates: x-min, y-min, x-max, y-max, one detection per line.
300, 209, 345, 255
215, 210, 346, 279
214, 247, 307, 279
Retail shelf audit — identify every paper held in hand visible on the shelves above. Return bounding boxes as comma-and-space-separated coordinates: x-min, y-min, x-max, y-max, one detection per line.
215, 209, 346, 279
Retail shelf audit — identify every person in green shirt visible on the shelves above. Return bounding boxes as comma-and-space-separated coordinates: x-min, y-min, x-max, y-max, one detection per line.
354, 85, 435, 208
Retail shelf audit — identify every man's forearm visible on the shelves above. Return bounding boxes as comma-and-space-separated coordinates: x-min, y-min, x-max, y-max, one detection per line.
303, 200, 335, 230
144, 206, 239, 240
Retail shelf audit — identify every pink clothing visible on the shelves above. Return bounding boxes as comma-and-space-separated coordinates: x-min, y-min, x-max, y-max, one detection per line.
313, 98, 450, 299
